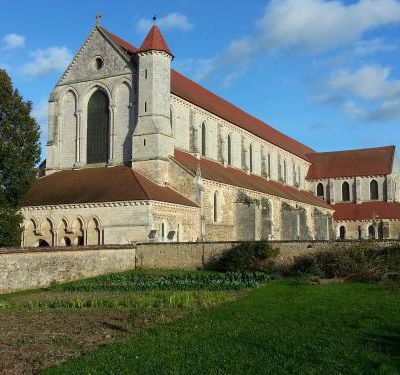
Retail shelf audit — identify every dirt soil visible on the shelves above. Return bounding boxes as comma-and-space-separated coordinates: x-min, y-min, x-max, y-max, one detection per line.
0, 308, 172, 374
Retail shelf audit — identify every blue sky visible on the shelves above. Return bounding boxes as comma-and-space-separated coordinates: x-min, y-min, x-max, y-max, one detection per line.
1, 0, 400, 161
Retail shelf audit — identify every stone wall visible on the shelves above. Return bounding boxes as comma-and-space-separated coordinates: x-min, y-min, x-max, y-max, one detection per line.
1, 240, 399, 294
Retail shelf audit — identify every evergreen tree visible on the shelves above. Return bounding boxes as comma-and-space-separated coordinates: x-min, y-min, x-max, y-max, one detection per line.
0, 69, 40, 247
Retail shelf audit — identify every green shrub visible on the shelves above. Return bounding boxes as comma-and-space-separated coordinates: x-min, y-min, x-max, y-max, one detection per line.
288, 244, 400, 282
209, 241, 279, 272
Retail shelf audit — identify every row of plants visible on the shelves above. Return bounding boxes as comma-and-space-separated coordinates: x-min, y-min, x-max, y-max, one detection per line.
52, 271, 271, 293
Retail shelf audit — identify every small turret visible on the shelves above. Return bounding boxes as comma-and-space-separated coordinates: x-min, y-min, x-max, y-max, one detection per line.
132, 25, 174, 185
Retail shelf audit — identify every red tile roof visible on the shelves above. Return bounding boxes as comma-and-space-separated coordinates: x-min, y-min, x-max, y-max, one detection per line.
101, 28, 137, 54
306, 146, 395, 180
171, 70, 314, 161
137, 25, 173, 57
103, 28, 314, 161
173, 149, 331, 209
333, 202, 400, 221
21, 166, 198, 208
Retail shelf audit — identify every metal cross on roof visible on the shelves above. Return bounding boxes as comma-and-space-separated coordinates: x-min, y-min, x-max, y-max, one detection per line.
153, 15, 157, 24
96, 12, 103, 26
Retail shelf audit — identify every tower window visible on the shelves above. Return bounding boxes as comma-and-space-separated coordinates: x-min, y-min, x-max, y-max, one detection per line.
143, 139, 146, 146
145, 69, 148, 79
144, 102, 147, 112
95, 57, 103, 70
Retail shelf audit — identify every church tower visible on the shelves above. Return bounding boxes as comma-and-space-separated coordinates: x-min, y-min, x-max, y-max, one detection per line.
132, 25, 174, 185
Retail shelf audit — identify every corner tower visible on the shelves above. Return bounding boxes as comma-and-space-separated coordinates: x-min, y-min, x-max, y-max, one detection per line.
132, 25, 174, 185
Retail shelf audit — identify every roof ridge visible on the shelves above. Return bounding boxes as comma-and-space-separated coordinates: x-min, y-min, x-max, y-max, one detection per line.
130, 169, 150, 200
307, 145, 395, 156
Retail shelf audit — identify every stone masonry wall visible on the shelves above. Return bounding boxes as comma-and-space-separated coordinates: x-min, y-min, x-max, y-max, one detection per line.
1, 240, 399, 294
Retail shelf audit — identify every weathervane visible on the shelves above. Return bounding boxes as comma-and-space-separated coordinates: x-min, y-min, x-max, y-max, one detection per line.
96, 12, 103, 26
153, 15, 157, 24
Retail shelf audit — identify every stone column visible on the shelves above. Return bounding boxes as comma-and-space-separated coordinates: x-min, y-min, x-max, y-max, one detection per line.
307, 209, 316, 240
74, 110, 82, 167
108, 105, 116, 165
221, 137, 227, 165
243, 146, 249, 171
328, 179, 335, 204
355, 177, 361, 203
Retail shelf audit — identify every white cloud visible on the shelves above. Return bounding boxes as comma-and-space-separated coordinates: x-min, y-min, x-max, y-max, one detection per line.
2, 33, 25, 49
314, 64, 400, 122
137, 13, 193, 34
258, 0, 400, 53
328, 65, 400, 100
352, 38, 397, 57
21, 47, 72, 77
185, 0, 400, 85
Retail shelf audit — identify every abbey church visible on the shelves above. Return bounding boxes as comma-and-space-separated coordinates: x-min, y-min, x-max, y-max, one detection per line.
20, 20, 400, 247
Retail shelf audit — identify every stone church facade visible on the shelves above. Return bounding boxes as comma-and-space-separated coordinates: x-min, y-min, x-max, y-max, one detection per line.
20, 21, 400, 247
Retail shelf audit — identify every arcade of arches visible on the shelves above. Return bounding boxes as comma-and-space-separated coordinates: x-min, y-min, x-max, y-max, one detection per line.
22, 217, 103, 247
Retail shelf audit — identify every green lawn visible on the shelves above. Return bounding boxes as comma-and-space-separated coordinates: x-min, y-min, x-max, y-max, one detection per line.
43, 279, 400, 375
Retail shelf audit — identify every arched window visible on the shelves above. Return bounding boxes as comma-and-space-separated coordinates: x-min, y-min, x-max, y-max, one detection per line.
370, 179, 378, 200
297, 166, 301, 186
339, 226, 346, 240
213, 191, 219, 223
283, 160, 287, 183
368, 225, 376, 239
317, 183, 324, 198
249, 144, 253, 172
227, 135, 232, 165
342, 181, 350, 201
87, 90, 109, 164
201, 122, 206, 156
38, 239, 50, 247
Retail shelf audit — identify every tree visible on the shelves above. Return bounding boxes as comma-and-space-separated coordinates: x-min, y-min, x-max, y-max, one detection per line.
0, 69, 40, 247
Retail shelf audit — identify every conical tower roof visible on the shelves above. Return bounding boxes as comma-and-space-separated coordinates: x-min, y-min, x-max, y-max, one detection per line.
137, 25, 173, 57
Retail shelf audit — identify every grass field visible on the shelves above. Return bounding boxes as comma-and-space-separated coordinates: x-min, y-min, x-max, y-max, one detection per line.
0, 270, 259, 374
42, 278, 400, 375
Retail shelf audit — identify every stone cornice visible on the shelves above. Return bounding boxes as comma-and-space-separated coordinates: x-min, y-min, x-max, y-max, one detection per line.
21, 199, 199, 212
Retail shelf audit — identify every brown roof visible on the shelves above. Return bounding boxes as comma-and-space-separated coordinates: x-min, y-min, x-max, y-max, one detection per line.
137, 25, 173, 57
171, 70, 314, 161
306, 146, 395, 180
101, 27, 137, 54
22, 166, 198, 208
333, 202, 400, 221
173, 149, 331, 209
103, 28, 314, 161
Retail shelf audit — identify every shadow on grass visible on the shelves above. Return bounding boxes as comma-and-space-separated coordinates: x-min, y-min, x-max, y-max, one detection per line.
369, 327, 400, 357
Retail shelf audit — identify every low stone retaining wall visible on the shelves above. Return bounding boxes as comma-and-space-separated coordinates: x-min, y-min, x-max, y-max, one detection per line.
0, 240, 398, 294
